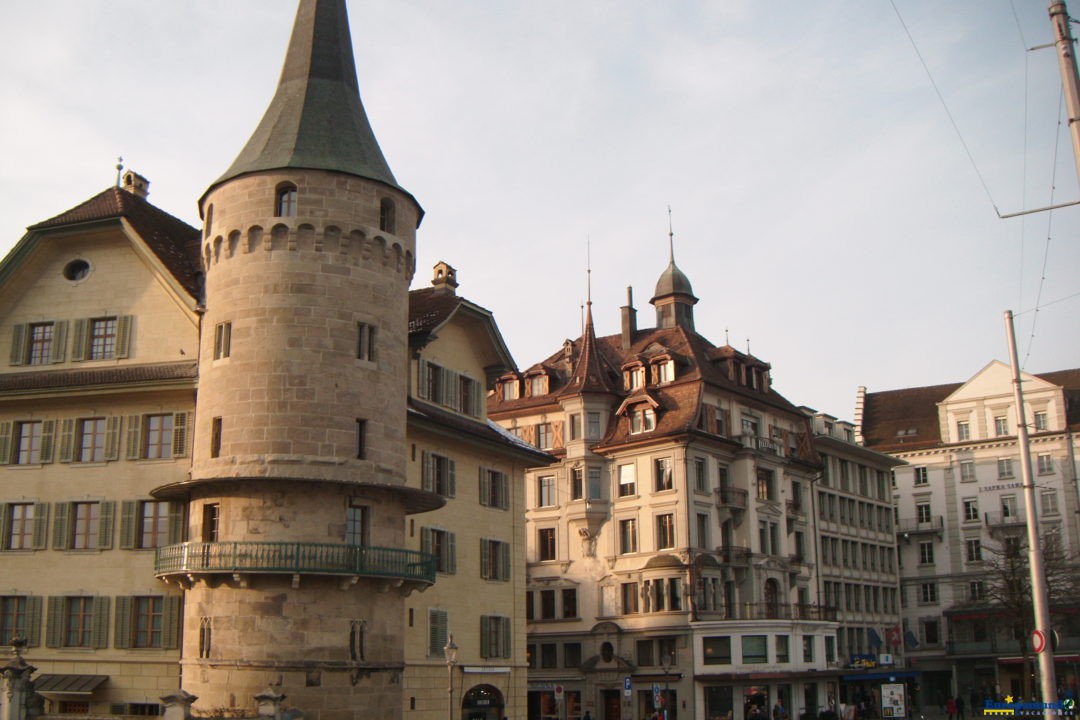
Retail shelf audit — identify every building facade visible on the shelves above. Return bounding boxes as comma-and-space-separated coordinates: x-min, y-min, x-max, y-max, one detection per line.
488, 258, 841, 720
858, 362, 1080, 705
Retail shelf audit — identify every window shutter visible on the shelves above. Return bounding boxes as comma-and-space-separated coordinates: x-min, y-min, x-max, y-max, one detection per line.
428, 609, 447, 657
98, 501, 116, 549
479, 469, 491, 507
167, 502, 184, 544
421, 451, 432, 492
417, 359, 429, 399
51, 320, 68, 363
500, 616, 511, 657
53, 502, 71, 549
420, 527, 432, 555
440, 367, 452, 407
31, 503, 49, 550
0, 421, 11, 465
105, 416, 121, 461
500, 541, 511, 581
9, 324, 27, 365
58, 419, 76, 463
163, 596, 181, 649
125, 415, 143, 460
448, 459, 456, 498
71, 319, 87, 362
25, 596, 42, 647
480, 538, 490, 579
120, 501, 138, 549
91, 596, 110, 649
447, 532, 457, 574
172, 412, 190, 457
46, 597, 64, 648
39, 420, 56, 463
116, 315, 134, 359
0, 504, 9, 546
705, 405, 717, 434
552, 421, 564, 449
480, 616, 490, 658
500, 475, 511, 510
114, 596, 132, 649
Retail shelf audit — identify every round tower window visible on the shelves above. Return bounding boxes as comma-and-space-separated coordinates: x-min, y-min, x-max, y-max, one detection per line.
62, 259, 91, 281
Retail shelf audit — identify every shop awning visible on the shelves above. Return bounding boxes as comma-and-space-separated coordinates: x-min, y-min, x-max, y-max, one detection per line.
840, 671, 919, 682
33, 674, 108, 696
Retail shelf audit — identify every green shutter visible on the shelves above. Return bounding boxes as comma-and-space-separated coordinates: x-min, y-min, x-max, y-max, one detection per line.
9, 324, 27, 365
428, 609, 447, 657
446, 532, 456, 574
172, 412, 190, 457
70, 319, 87, 362
166, 502, 184, 544
480, 616, 490, 658
116, 315, 133, 359
448, 459, 456, 498
163, 596, 181, 649
40, 420, 56, 464
417, 359, 428, 399
46, 596, 64, 648
500, 542, 511, 581
480, 538, 490, 579
114, 596, 132, 649
479, 468, 490, 507
420, 527, 431, 555
91, 596, 110, 649
98, 501, 115, 549
53, 503, 71, 549
125, 415, 142, 460
0, 421, 11, 465
421, 451, 432, 492
105, 416, 121, 461
500, 617, 511, 658
58, 419, 75, 463
31, 503, 48, 550
51, 320, 68, 363
500, 475, 510, 510
25, 596, 42, 647
0, 504, 9, 547
120, 501, 138, 549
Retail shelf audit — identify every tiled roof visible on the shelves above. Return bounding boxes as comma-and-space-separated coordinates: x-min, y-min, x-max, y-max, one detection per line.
861, 367, 1080, 453
557, 305, 621, 398
407, 287, 462, 336
407, 398, 553, 465
0, 362, 198, 394
30, 187, 202, 298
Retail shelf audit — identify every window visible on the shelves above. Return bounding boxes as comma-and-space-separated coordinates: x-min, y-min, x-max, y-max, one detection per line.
536, 423, 553, 450
428, 609, 448, 657
65, 597, 95, 648
629, 407, 656, 434
916, 503, 931, 524
539, 590, 555, 619
77, 418, 107, 462
130, 596, 163, 648
624, 366, 645, 390
619, 518, 638, 554
956, 421, 970, 441
44, 596, 108, 649
742, 635, 767, 664
480, 615, 511, 658
89, 317, 119, 360
1037, 454, 1053, 474
741, 415, 759, 438
802, 635, 815, 662
960, 461, 975, 482
564, 642, 582, 668
419, 361, 481, 417
586, 412, 602, 439
997, 458, 1013, 478
656, 514, 675, 549
201, 504, 219, 542
528, 375, 548, 397
994, 416, 1008, 436
654, 457, 673, 491
422, 452, 456, 497
570, 467, 584, 500
0, 596, 40, 646
69, 316, 131, 361
349, 619, 365, 662
480, 538, 510, 581
67, 502, 103, 550
26, 323, 56, 365
1001, 496, 1017, 518
697, 513, 709, 548
920, 583, 937, 604
1033, 411, 1048, 431
1041, 491, 1059, 515
776, 635, 790, 663
125, 500, 176, 549
621, 582, 639, 614
694, 458, 708, 492
355, 419, 366, 459
569, 414, 581, 440
479, 468, 510, 510
969, 581, 984, 601
918, 542, 934, 565
618, 464, 637, 497
500, 380, 518, 401
913, 467, 928, 485
756, 468, 776, 501
526, 643, 536, 668
540, 643, 557, 668
537, 475, 556, 507
345, 504, 368, 545
703, 636, 732, 664
923, 619, 940, 645
4, 503, 44, 550
538, 528, 556, 561
213, 322, 231, 360
356, 322, 376, 362
210, 417, 222, 458
562, 588, 578, 618
275, 184, 297, 217
12, 421, 47, 465
965, 538, 981, 562
588, 467, 602, 499
963, 498, 979, 522
421, 528, 456, 574
378, 197, 395, 233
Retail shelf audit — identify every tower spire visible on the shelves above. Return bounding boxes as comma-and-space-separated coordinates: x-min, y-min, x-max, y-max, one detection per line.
667, 205, 674, 263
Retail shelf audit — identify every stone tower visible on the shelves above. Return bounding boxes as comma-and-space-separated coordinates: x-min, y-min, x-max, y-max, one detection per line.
153, 2, 439, 718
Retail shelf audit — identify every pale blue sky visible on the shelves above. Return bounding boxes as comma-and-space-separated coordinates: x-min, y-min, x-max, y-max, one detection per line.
1, 1, 1078, 419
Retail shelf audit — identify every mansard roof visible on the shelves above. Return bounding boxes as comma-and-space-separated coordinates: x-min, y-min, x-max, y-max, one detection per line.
25, 187, 202, 298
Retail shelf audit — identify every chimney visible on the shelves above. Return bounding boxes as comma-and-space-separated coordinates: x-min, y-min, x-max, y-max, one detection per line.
854, 385, 867, 444
620, 286, 637, 349
431, 261, 459, 295
121, 170, 150, 199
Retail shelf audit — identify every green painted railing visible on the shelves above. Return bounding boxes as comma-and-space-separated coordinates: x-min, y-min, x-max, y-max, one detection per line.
154, 541, 436, 584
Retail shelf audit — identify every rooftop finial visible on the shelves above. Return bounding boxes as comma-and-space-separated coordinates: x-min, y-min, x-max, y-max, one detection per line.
725, 327, 730, 345
115, 156, 124, 187
747, 337, 752, 356
586, 234, 592, 307
667, 205, 674, 262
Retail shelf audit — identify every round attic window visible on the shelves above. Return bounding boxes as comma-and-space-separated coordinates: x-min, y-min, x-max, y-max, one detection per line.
63, 259, 91, 282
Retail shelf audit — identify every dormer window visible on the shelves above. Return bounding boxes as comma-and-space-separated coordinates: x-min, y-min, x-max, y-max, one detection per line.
527, 374, 548, 397
275, 184, 298, 217
623, 364, 645, 391
652, 359, 675, 384
500, 379, 519, 401
630, 407, 656, 434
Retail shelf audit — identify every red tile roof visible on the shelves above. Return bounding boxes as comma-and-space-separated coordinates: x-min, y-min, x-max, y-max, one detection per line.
407, 287, 462, 335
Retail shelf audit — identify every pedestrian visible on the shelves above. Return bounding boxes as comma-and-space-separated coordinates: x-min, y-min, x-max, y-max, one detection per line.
955, 695, 965, 720
774, 699, 789, 720
946, 696, 957, 720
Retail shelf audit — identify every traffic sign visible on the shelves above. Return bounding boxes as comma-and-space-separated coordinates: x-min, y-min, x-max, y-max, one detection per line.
555, 685, 565, 700
624, 677, 632, 698
653, 684, 661, 706
1032, 629, 1046, 654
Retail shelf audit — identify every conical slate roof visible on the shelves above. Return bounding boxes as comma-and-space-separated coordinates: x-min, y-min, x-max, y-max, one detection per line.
207, 0, 410, 202
558, 303, 621, 398
652, 259, 696, 301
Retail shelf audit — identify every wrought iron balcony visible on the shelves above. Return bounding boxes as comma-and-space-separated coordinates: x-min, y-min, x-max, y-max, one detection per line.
786, 499, 806, 517
715, 545, 750, 566
738, 434, 786, 458
895, 516, 944, 536
983, 511, 1026, 531
715, 486, 748, 510
700, 602, 837, 622
155, 541, 436, 586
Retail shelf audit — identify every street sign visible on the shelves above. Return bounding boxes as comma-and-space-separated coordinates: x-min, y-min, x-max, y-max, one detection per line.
1032, 629, 1046, 654
624, 677, 632, 698
653, 683, 661, 707
555, 685, 564, 700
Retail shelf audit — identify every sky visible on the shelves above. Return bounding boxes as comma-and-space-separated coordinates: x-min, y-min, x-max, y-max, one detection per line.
1, 1, 1078, 421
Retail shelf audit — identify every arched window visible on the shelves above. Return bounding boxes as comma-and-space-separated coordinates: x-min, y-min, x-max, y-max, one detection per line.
379, 197, 395, 233
275, 184, 297, 217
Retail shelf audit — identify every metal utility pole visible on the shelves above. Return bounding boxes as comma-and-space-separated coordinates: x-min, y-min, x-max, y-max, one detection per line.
1003, 310, 1057, 719
1049, 0, 1080, 187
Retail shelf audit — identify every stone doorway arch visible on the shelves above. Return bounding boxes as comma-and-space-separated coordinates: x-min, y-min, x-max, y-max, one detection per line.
461, 683, 504, 720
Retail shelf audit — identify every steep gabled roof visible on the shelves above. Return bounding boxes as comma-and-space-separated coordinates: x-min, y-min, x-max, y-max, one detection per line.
407, 286, 516, 372
557, 304, 621, 398
26, 187, 202, 298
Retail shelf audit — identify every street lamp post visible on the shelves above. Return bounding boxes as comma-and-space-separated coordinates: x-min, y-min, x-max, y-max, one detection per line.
662, 652, 674, 720
444, 633, 459, 720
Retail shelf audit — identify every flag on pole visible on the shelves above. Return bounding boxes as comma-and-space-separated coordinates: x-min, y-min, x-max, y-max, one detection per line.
885, 624, 902, 648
